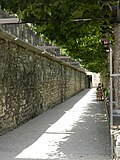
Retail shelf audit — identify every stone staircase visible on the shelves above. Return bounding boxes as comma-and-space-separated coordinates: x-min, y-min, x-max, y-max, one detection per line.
0, 8, 83, 70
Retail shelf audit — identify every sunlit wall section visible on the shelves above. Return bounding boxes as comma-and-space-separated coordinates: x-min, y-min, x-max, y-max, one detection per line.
0, 28, 86, 135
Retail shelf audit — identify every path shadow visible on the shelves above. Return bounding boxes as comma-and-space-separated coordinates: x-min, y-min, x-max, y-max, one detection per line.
0, 89, 110, 160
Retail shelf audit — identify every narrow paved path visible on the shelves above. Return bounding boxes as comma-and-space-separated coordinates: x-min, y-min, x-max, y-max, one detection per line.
0, 89, 111, 160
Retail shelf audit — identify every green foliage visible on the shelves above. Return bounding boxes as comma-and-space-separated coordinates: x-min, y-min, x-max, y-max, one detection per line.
0, 0, 116, 73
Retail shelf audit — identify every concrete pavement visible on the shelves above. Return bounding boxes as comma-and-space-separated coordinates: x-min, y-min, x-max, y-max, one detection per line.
0, 88, 111, 160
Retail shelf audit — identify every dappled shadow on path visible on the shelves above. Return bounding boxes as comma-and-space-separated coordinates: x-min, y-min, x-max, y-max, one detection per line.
0, 89, 110, 160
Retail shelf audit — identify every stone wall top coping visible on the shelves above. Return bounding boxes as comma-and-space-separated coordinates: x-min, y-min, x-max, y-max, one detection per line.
0, 27, 85, 74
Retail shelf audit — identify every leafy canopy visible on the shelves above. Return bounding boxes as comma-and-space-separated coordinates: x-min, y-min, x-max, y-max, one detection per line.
1, 0, 116, 73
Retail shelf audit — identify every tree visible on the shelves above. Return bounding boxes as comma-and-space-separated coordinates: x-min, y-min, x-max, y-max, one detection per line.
0, 0, 116, 73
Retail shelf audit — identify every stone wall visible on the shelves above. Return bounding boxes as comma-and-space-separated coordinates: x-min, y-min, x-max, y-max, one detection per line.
0, 28, 86, 135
